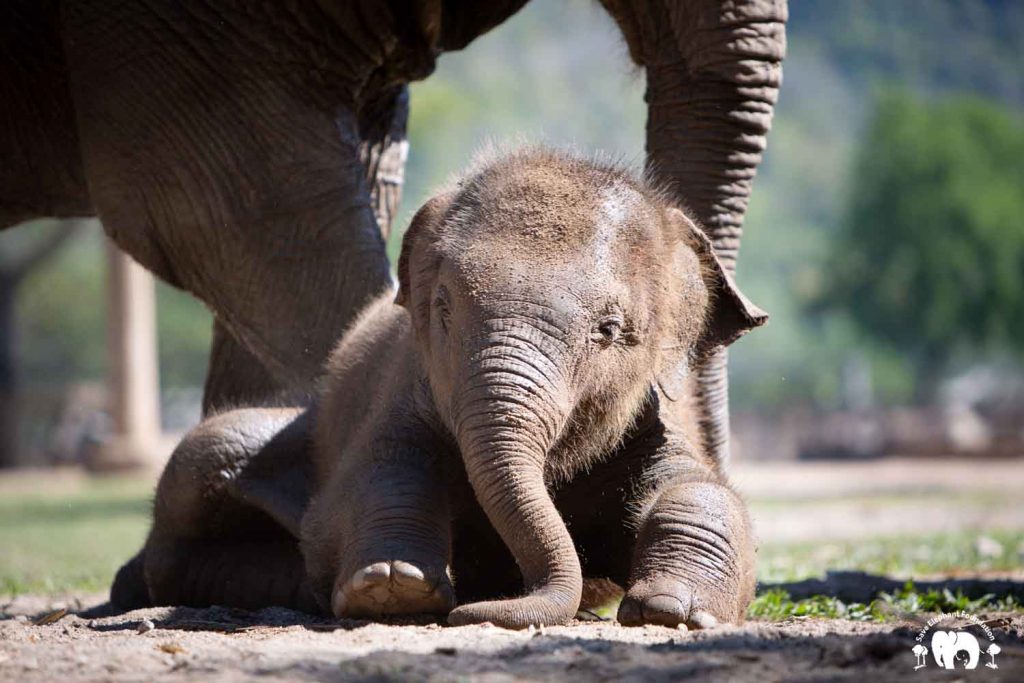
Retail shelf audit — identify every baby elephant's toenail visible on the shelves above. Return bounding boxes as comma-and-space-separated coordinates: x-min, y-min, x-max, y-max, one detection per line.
641, 594, 685, 625
686, 610, 719, 630
351, 562, 390, 591
616, 597, 643, 626
391, 561, 429, 590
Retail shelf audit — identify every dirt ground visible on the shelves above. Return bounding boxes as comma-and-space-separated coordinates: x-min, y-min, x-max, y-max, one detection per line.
0, 593, 1020, 682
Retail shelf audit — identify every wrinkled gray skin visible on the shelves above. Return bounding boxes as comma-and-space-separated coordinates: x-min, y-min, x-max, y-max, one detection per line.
1, 1, 785, 621
130, 149, 768, 630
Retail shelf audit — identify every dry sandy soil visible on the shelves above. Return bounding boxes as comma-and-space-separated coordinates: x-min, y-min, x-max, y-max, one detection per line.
1, 593, 1022, 682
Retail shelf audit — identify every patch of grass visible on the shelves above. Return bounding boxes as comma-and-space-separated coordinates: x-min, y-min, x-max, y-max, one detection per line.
0, 476, 151, 596
749, 583, 1023, 622
878, 582, 1023, 614
749, 589, 883, 621
758, 530, 1024, 583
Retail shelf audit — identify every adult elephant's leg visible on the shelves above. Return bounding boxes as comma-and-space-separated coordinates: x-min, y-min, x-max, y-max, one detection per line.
357, 87, 411, 246
201, 321, 283, 414
0, 0, 93, 229
197, 86, 409, 414
602, 0, 787, 465
61, 3, 399, 397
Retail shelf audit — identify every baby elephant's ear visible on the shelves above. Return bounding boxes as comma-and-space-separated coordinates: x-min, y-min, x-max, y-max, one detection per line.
678, 209, 768, 355
396, 192, 453, 307
659, 208, 768, 401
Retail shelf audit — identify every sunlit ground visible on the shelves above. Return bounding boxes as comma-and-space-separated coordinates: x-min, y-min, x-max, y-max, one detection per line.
2, 460, 1022, 620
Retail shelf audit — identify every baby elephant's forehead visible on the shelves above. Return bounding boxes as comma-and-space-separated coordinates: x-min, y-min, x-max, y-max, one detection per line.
439, 176, 660, 307
593, 183, 657, 243
451, 175, 657, 262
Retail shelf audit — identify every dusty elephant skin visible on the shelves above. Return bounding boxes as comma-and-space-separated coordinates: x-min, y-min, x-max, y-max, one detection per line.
119, 149, 768, 631
1, 0, 785, 466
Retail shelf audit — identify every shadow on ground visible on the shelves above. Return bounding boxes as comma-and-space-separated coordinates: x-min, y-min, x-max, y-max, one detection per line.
319, 626, 1022, 683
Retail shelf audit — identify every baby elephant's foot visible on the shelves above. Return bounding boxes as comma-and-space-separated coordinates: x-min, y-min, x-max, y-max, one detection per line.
617, 577, 732, 630
333, 560, 454, 619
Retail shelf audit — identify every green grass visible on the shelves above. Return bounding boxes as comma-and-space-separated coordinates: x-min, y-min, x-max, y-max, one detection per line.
0, 476, 151, 595
758, 530, 1024, 583
749, 584, 1023, 622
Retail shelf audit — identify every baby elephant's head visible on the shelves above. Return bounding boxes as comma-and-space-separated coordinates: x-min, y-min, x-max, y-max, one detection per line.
396, 148, 766, 628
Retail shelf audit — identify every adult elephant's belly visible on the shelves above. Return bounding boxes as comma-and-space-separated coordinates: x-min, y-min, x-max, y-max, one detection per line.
0, 0, 92, 228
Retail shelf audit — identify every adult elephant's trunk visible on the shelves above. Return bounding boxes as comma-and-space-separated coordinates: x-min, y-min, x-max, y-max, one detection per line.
447, 328, 582, 628
617, 0, 787, 464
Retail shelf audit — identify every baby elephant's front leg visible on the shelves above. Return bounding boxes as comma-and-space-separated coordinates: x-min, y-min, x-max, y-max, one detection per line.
619, 472, 756, 629
301, 440, 454, 619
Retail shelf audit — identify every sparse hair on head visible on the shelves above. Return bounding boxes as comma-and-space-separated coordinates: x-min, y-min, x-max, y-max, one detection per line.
417, 140, 703, 237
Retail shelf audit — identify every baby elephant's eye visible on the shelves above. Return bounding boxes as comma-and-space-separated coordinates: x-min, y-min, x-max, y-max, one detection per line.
591, 315, 624, 345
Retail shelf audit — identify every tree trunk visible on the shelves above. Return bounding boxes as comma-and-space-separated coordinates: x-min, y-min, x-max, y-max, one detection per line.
83, 241, 165, 471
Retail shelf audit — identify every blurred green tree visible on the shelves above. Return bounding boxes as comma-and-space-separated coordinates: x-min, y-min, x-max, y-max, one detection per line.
816, 91, 1024, 400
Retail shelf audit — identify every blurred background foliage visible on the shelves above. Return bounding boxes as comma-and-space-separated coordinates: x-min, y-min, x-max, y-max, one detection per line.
17, 229, 211, 389
7, 0, 1024, 426
817, 92, 1024, 402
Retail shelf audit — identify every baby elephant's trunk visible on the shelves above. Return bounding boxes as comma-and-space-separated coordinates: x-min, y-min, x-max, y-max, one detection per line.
448, 331, 582, 628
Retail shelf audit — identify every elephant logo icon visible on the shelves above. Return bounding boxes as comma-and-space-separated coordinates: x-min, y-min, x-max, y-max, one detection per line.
931, 630, 981, 669
912, 612, 1000, 672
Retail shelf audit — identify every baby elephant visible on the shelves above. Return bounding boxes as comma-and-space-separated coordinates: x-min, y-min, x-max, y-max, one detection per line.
112, 148, 766, 630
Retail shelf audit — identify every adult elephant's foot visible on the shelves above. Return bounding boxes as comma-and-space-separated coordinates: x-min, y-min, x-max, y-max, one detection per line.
616, 576, 725, 629
332, 560, 454, 618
